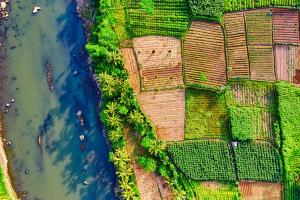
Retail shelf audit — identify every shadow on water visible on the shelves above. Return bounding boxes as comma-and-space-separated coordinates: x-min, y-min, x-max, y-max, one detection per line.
40, 2, 116, 199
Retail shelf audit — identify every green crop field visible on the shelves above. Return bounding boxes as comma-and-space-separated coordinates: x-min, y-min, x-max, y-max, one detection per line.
168, 140, 236, 181
195, 182, 240, 199
185, 89, 229, 139
234, 141, 282, 181
126, 0, 190, 38
0, 169, 9, 200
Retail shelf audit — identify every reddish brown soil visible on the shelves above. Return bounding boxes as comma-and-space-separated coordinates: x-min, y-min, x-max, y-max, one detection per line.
121, 48, 141, 93
239, 181, 282, 200
133, 162, 162, 200
183, 21, 227, 88
275, 45, 300, 82
132, 36, 183, 91
249, 46, 275, 81
137, 89, 185, 141
155, 176, 173, 200
224, 12, 250, 78
273, 8, 299, 44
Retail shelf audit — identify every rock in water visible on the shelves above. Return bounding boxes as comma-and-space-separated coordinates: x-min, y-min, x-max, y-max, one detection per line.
0, 2, 6, 10
32, 6, 41, 14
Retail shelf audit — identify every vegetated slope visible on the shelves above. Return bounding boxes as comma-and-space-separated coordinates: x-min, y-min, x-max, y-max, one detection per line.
168, 140, 236, 181
126, 0, 190, 38
276, 82, 300, 199
185, 89, 228, 139
233, 141, 282, 181
224, 0, 299, 12
224, 12, 250, 78
275, 45, 300, 82
183, 21, 227, 88
132, 36, 183, 91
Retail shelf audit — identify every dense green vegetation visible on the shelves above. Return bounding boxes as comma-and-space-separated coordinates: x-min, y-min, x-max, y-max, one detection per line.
276, 82, 300, 199
229, 107, 259, 141
0, 169, 9, 200
187, 0, 224, 21
185, 89, 228, 139
126, 0, 190, 38
168, 140, 236, 181
234, 141, 282, 181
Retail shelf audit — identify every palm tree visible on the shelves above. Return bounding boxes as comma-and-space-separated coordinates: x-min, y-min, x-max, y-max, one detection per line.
105, 101, 118, 115
128, 110, 144, 125
112, 148, 131, 167
107, 113, 122, 128
174, 188, 187, 200
148, 140, 166, 156
108, 128, 123, 142
106, 50, 123, 66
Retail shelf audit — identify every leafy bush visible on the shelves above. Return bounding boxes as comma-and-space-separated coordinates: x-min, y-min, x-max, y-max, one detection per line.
276, 82, 300, 199
140, 0, 155, 15
168, 140, 236, 181
199, 72, 208, 81
187, 0, 224, 21
137, 156, 157, 172
234, 141, 282, 181
230, 107, 260, 141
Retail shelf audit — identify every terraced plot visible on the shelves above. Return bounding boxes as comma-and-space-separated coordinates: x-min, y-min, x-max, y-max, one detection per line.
275, 45, 300, 82
127, 0, 189, 38
239, 181, 282, 200
137, 89, 185, 141
121, 48, 140, 93
183, 21, 226, 88
249, 46, 275, 81
273, 8, 299, 44
224, 12, 250, 78
133, 36, 183, 91
245, 9, 273, 46
185, 89, 228, 139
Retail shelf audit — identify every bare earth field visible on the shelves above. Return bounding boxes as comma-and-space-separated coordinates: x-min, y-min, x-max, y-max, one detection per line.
183, 21, 227, 88
224, 12, 250, 78
239, 181, 282, 200
137, 89, 185, 141
132, 36, 183, 91
121, 48, 141, 93
155, 175, 173, 200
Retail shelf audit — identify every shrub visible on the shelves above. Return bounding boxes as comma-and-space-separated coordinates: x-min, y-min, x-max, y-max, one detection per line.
187, 0, 224, 21
137, 156, 157, 172
229, 107, 260, 141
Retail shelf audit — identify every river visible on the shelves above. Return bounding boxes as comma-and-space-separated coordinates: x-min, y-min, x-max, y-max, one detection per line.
1, 0, 116, 199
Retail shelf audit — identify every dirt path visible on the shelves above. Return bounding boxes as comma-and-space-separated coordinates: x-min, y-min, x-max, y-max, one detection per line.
0, 117, 18, 200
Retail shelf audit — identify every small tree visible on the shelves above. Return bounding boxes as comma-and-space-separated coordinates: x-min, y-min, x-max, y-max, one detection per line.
137, 156, 157, 172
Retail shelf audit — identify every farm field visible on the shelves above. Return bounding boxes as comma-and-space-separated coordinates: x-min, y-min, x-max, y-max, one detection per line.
183, 21, 227, 88
275, 45, 300, 82
196, 182, 240, 199
273, 9, 299, 44
137, 89, 185, 141
185, 89, 228, 139
132, 36, 183, 91
238, 181, 282, 200
224, 12, 250, 78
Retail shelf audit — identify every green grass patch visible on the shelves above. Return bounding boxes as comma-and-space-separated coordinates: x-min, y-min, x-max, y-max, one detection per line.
194, 182, 240, 200
0, 169, 9, 200
126, 0, 190, 38
168, 140, 236, 181
234, 141, 282, 182
276, 82, 300, 199
185, 89, 229, 139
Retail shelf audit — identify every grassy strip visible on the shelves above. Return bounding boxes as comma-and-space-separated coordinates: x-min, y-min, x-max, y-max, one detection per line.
276, 82, 300, 199
0, 168, 10, 200
194, 182, 240, 200
168, 140, 236, 181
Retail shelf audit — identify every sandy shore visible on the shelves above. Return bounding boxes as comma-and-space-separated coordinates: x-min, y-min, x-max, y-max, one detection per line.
0, 116, 18, 200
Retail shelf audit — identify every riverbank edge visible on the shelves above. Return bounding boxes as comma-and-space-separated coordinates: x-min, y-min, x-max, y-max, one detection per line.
0, 115, 18, 200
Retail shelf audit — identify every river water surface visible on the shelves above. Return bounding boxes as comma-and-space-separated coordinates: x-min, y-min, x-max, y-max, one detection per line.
2, 0, 116, 199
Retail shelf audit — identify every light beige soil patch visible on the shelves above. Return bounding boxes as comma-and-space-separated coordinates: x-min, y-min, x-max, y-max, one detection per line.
224, 12, 250, 78
137, 89, 185, 141
132, 36, 183, 91
133, 162, 162, 200
275, 45, 300, 82
121, 48, 140, 93
239, 181, 282, 200
155, 176, 173, 200
183, 21, 227, 88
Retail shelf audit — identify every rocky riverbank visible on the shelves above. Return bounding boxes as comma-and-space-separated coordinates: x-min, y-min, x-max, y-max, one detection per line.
0, 0, 9, 20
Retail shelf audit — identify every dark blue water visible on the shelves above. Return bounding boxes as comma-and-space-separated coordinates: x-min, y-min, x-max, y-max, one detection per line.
2, 0, 116, 199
